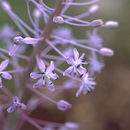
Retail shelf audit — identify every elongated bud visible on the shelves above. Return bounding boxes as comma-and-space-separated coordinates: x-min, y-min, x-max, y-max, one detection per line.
103, 21, 119, 28
88, 4, 99, 14
89, 19, 104, 27
23, 37, 38, 44
99, 48, 114, 56
53, 16, 64, 24
64, 122, 79, 130
57, 100, 72, 111
1, 1, 11, 12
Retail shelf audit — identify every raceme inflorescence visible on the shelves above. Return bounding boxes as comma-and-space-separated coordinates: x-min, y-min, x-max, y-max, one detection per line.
0, 0, 118, 129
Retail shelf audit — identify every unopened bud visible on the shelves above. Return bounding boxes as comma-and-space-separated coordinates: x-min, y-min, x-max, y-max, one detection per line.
33, 9, 41, 19
23, 37, 38, 44
57, 100, 72, 111
64, 122, 80, 130
53, 16, 64, 24
89, 19, 104, 27
89, 4, 99, 14
1, 1, 11, 12
14, 36, 24, 45
103, 21, 119, 28
100, 48, 114, 56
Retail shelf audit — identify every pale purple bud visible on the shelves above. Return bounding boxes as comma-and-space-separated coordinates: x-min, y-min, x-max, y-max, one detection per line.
103, 21, 119, 28
0, 59, 9, 71
64, 122, 79, 130
33, 8, 41, 19
100, 48, 114, 56
89, 19, 104, 27
88, 4, 99, 14
23, 37, 38, 44
13, 36, 24, 45
27, 98, 39, 110
1, 72, 12, 80
53, 16, 64, 24
1, 1, 11, 12
57, 100, 72, 111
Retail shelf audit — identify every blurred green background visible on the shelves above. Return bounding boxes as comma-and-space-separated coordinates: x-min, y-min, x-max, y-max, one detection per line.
0, 0, 130, 130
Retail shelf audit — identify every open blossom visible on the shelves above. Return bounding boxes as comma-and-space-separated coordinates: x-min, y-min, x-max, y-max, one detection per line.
87, 28, 103, 49
89, 52, 104, 74
0, 59, 12, 88
63, 48, 88, 77
30, 56, 58, 91
7, 96, 26, 113
76, 73, 96, 97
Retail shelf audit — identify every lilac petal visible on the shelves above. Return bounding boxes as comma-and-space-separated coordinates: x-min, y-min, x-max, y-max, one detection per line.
30, 72, 41, 79
73, 48, 79, 61
0, 59, 9, 71
76, 84, 84, 97
46, 79, 55, 91
77, 67, 86, 75
7, 105, 15, 113
36, 56, 45, 72
20, 103, 26, 110
33, 78, 43, 88
63, 66, 73, 76
8, 44, 20, 56
0, 77, 3, 88
66, 57, 74, 65
13, 96, 20, 104
46, 61, 55, 73
1, 72, 12, 80
50, 73, 59, 80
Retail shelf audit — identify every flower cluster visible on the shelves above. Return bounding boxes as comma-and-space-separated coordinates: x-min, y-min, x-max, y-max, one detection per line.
0, 0, 118, 129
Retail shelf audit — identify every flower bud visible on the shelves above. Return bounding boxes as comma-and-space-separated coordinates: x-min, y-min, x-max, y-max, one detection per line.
23, 37, 38, 44
103, 21, 119, 28
99, 48, 114, 56
57, 100, 72, 111
89, 19, 104, 27
14, 36, 24, 45
64, 122, 79, 130
88, 4, 99, 14
1, 1, 11, 12
53, 16, 64, 24
33, 9, 41, 19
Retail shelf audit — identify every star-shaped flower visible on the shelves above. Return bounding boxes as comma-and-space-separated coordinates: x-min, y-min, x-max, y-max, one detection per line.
76, 72, 96, 97
63, 48, 88, 77
30, 56, 59, 91
7, 96, 26, 113
0, 59, 12, 88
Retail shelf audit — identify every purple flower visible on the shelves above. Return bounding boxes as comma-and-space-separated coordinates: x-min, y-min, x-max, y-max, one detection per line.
63, 48, 88, 77
0, 59, 12, 88
7, 96, 26, 113
30, 56, 58, 91
76, 72, 96, 97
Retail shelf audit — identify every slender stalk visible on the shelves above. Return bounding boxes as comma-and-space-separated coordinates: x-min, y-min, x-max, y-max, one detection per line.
21, 0, 67, 87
